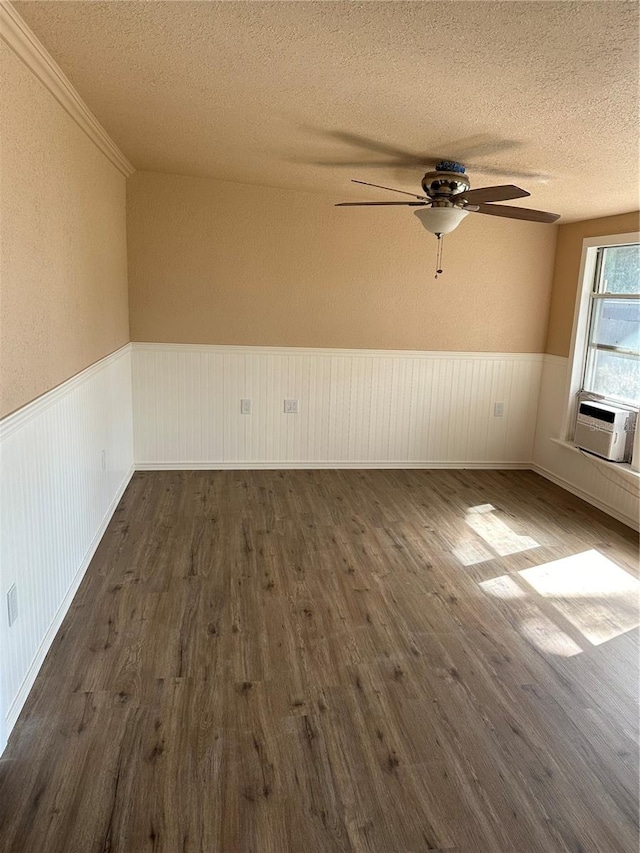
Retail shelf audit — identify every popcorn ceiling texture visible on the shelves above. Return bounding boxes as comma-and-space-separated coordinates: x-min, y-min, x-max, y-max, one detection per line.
127, 170, 557, 353
15, 0, 639, 223
0, 41, 129, 418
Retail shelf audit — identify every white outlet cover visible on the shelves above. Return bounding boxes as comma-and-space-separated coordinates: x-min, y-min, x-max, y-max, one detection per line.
240, 398, 252, 414
284, 399, 299, 414
494, 402, 505, 417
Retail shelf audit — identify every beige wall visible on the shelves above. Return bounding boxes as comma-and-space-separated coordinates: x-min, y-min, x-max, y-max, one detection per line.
127, 171, 557, 354
0, 41, 129, 418
545, 211, 640, 357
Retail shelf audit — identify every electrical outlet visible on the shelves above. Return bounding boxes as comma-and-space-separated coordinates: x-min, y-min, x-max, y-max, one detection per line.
284, 399, 299, 414
493, 402, 505, 418
101, 449, 106, 471
7, 584, 17, 627
240, 398, 252, 415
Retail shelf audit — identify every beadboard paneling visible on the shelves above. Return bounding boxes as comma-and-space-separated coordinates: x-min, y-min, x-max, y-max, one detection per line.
132, 344, 544, 468
0, 346, 134, 746
532, 355, 639, 530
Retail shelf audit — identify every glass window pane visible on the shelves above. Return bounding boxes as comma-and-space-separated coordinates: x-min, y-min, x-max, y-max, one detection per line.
599, 244, 640, 294
585, 349, 640, 405
590, 298, 640, 352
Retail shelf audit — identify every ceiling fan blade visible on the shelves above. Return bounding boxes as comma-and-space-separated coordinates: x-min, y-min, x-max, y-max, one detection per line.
451, 136, 523, 160
335, 201, 427, 207
314, 160, 550, 182
310, 158, 431, 168
352, 179, 427, 200
472, 203, 560, 223
458, 185, 530, 204
308, 130, 525, 169
465, 163, 551, 182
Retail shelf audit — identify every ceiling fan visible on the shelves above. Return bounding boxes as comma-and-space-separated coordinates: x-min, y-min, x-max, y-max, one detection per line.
336, 160, 560, 238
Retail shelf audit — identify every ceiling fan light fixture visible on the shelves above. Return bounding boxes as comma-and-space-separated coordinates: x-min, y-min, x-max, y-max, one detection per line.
413, 206, 469, 236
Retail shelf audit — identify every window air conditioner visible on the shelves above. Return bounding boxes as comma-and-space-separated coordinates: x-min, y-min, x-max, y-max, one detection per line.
574, 400, 636, 462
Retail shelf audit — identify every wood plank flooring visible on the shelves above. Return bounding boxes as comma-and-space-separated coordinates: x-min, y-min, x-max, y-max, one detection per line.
0, 469, 638, 852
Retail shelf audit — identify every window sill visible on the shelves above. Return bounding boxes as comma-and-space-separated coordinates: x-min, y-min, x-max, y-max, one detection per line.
550, 437, 640, 482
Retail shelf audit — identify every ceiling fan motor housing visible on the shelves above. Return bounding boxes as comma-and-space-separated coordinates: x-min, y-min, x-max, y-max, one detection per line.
421, 169, 471, 200
435, 160, 466, 173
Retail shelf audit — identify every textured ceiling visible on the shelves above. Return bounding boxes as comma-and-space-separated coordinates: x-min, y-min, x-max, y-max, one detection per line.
13, 0, 640, 221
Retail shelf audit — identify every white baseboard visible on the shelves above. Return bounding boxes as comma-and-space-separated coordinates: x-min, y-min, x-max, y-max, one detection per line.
135, 460, 531, 471
531, 463, 639, 531
5, 465, 134, 733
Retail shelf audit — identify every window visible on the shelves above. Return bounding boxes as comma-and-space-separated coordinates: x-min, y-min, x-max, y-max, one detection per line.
583, 243, 640, 406
564, 232, 640, 470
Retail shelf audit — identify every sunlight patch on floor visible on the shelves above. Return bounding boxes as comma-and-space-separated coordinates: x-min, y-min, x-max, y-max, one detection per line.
451, 537, 494, 567
479, 550, 640, 654
458, 503, 540, 564
479, 574, 583, 655
479, 574, 526, 600
519, 550, 640, 645
519, 616, 584, 657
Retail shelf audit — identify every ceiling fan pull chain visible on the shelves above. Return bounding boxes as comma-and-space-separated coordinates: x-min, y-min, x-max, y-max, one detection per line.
434, 234, 444, 278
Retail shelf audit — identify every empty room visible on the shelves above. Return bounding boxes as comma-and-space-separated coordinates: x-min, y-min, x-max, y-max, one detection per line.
1, 1, 639, 851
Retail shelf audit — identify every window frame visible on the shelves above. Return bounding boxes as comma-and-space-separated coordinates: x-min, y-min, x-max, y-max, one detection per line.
563, 231, 640, 453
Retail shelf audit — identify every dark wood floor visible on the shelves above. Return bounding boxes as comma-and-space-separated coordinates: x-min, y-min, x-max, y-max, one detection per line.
0, 470, 638, 852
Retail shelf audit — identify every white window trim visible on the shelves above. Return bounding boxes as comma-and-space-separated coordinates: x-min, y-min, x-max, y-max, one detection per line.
562, 231, 640, 471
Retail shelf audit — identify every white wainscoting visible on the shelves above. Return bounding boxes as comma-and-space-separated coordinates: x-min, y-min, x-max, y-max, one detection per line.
532, 355, 639, 530
132, 343, 544, 469
0, 345, 134, 749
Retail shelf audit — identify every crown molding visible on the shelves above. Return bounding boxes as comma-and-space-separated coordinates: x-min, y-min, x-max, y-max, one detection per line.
0, 1, 135, 177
